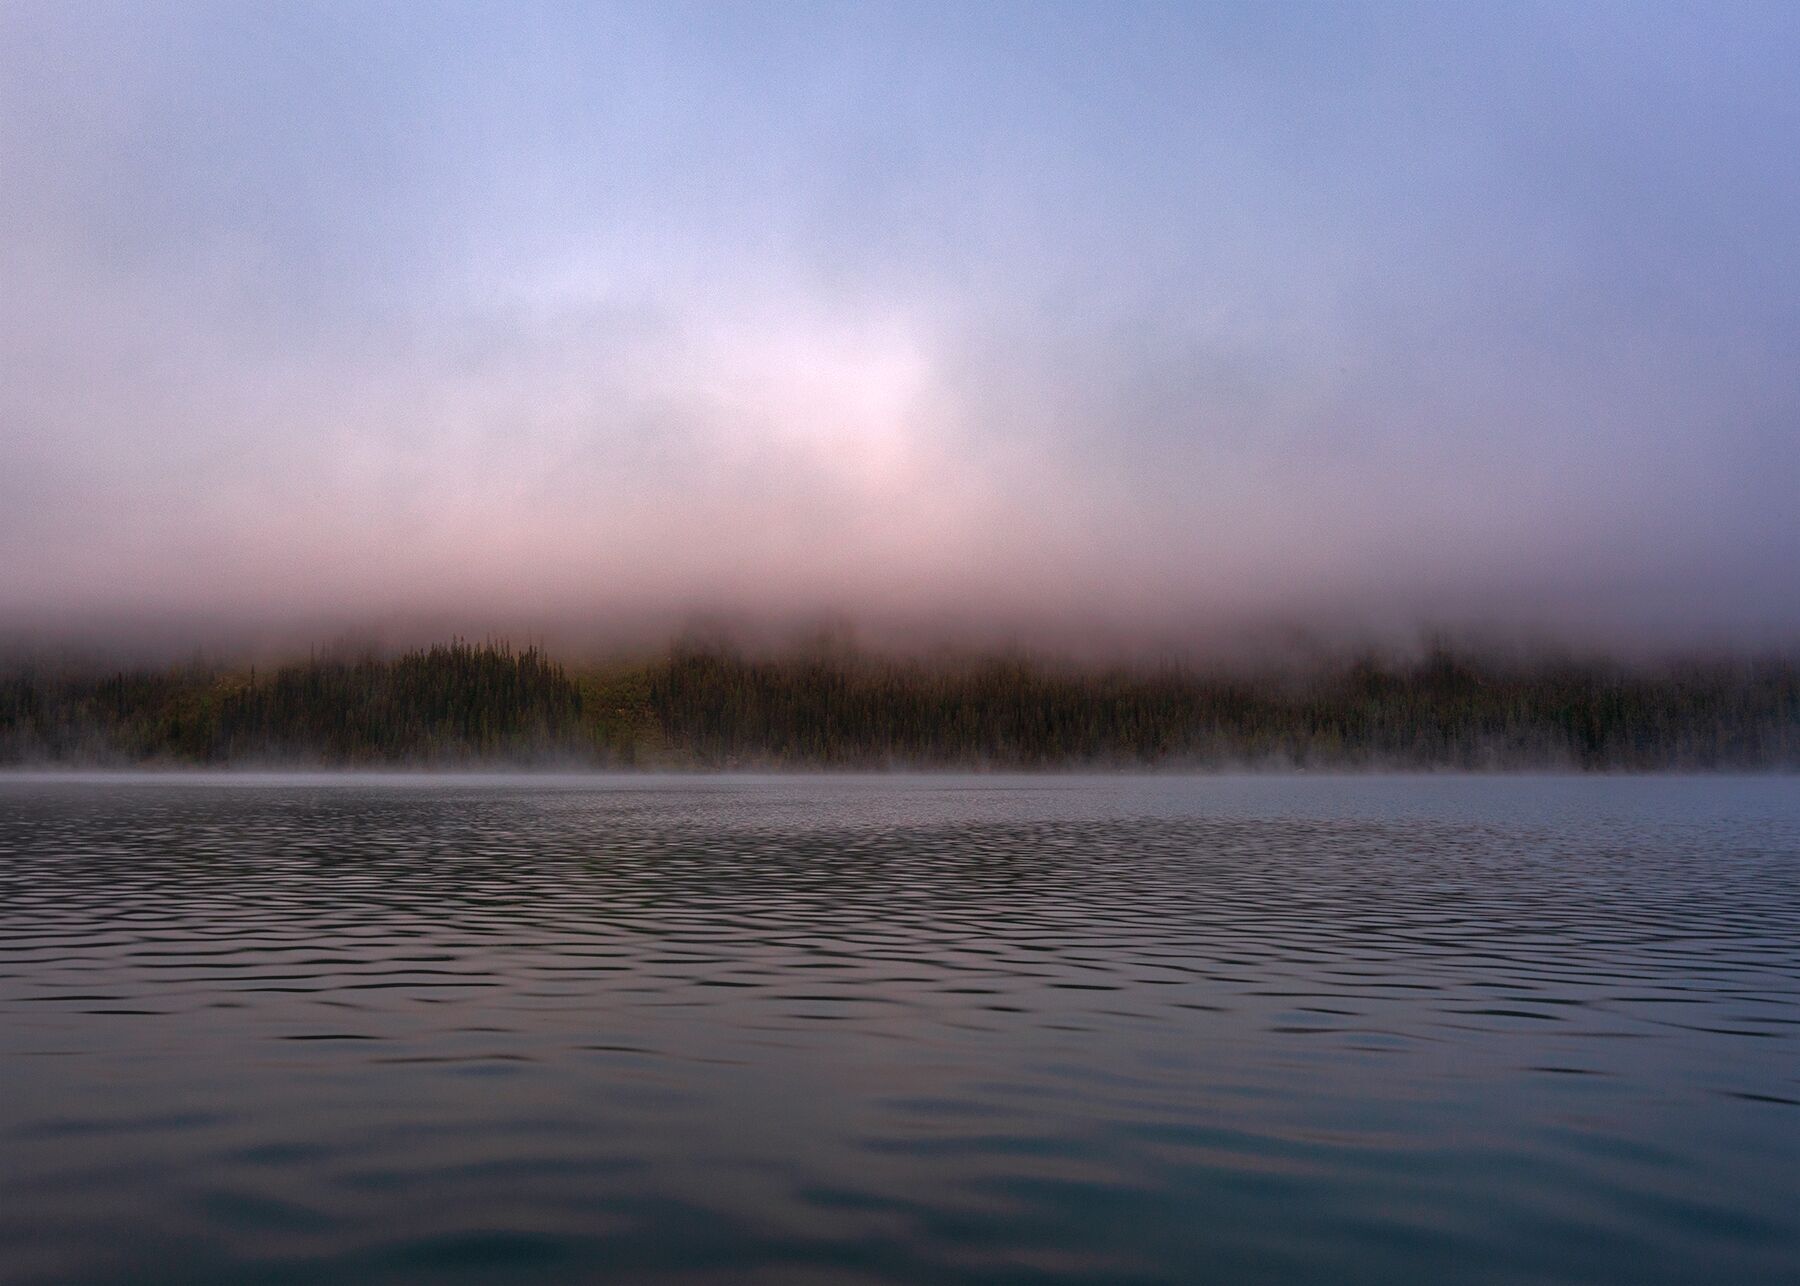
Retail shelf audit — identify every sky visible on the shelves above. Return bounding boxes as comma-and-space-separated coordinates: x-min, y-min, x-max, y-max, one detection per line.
2, 1, 1797, 656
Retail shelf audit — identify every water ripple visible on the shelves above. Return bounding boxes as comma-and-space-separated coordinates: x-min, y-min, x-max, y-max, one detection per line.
0, 773, 1797, 1284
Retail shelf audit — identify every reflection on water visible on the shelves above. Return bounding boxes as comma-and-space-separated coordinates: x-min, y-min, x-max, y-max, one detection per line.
1, 774, 1797, 1284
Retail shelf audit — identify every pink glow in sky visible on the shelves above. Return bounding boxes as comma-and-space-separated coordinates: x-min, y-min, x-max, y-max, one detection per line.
3, 3, 1797, 655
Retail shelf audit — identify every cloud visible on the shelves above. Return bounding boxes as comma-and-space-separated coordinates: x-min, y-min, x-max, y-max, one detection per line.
2, 1, 1797, 653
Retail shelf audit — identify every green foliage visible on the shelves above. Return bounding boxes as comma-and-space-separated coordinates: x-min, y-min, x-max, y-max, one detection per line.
2, 639, 1796, 769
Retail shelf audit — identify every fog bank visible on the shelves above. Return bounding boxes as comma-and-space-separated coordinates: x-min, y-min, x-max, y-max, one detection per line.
4, 3, 1797, 654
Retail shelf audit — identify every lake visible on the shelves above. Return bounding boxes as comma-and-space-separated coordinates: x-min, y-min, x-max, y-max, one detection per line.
1, 774, 1796, 1284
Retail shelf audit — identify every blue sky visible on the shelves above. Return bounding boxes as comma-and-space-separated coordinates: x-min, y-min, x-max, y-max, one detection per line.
3, 1, 1796, 651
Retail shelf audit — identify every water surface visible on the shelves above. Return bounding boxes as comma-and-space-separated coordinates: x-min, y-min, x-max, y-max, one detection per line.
2, 774, 1797, 1283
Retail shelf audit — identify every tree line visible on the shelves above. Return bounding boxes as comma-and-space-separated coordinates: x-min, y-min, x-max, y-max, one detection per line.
2, 638, 1796, 768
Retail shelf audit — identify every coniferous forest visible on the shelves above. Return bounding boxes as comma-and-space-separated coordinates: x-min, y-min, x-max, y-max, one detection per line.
1, 639, 1796, 770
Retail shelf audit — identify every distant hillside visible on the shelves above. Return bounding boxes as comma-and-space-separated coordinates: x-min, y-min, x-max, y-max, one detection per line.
2, 640, 1797, 769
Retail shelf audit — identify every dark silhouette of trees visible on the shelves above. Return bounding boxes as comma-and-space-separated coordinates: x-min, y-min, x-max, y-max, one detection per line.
1, 640, 590, 765
2, 638, 1796, 769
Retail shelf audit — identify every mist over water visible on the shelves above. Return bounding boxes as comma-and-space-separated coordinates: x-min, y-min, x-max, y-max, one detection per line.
7, 7, 1799, 1284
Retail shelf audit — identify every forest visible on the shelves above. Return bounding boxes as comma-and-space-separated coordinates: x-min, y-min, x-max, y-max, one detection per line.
1, 638, 1796, 769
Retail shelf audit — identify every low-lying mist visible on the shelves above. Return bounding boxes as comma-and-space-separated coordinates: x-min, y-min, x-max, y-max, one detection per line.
4, 634, 1795, 772
8, 600, 1799, 675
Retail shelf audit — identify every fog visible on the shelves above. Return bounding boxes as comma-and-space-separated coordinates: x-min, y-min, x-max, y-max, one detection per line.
3, 2, 1797, 661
